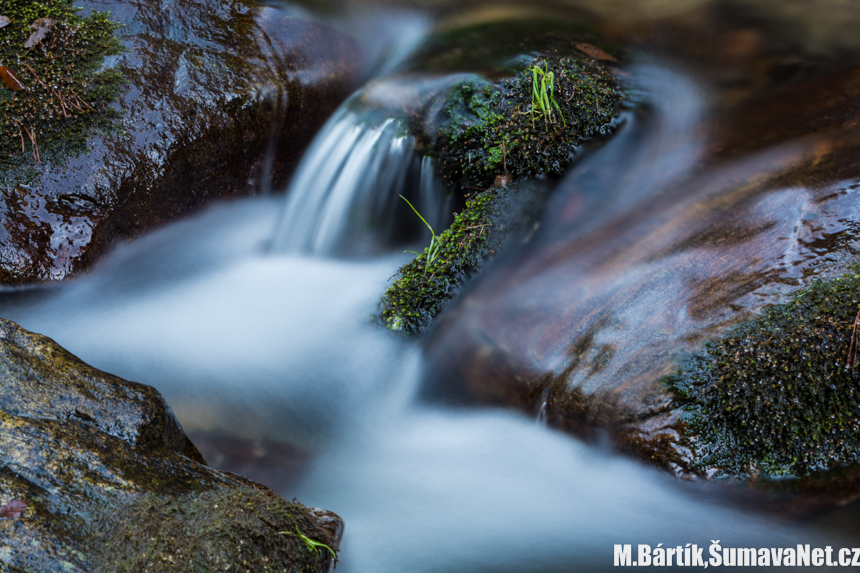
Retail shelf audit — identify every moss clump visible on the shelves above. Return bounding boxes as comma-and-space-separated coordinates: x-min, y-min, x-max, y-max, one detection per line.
429, 55, 624, 190
379, 190, 502, 333
0, 0, 125, 183
670, 266, 860, 477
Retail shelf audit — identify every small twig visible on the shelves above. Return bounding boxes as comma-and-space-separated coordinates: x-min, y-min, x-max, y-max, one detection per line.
847, 307, 860, 369
20, 62, 48, 89
565, 86, 576, 102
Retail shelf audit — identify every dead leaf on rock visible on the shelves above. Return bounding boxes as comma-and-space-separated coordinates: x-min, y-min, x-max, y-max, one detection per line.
24, 18, 53, 48
0, 16, 10, 29
0, 65, 24, 90
574, 42, 619, 62
0, 499, 26, 519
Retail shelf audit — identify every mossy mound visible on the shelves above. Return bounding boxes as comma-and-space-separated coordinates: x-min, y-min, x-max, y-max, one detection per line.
379, 181, 547, 334
379, 190, 501, 334
0, 0, 125, 182
670, 266, 860, 478
426, 55, 624, 190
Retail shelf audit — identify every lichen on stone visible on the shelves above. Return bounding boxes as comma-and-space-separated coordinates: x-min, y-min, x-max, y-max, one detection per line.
669, 265, 860, 478
0, 0, 125, 183
425, 55, 625, 191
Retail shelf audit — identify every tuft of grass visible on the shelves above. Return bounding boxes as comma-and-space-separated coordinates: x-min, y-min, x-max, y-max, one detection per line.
530, 64, 564, 127
278, 525, 337, 560
400, 195, 440, 273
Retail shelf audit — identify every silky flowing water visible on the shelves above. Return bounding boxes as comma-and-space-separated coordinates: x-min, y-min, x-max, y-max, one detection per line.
2, 1, 860, 571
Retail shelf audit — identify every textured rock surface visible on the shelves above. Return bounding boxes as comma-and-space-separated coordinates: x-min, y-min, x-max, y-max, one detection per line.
0, 318, 341, 572
0, 0, 365, 284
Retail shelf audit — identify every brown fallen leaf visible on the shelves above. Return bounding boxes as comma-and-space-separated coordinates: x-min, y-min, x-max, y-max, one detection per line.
24, 17, 52, 48
0, 499, 26, 519
0, 65, 24, 90
0, 16, 10, 29
574, 42, 619, 63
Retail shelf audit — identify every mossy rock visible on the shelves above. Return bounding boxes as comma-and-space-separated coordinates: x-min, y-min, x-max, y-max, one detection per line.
669, 266, 860, 478
0, 318, 341, 571
0, 0, 125, 181
425, 57, 624, 191
379, 181, 548, 334
0, 0, 365, 284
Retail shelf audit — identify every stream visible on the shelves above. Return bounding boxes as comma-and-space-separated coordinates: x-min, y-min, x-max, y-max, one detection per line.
2, 1, 860, 571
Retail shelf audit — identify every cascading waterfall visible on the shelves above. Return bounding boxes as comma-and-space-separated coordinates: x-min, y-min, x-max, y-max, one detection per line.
270, 97, 448, 256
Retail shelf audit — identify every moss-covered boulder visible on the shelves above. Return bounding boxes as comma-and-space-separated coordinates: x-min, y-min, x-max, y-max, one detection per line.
0, 318, 341, 571
0, 0, 365, 284
376, 20, 625, 335
425, 58, 624, 191
670, 268, 860, 478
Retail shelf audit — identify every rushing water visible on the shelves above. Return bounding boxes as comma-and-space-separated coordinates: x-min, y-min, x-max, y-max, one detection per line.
2, 2, 860, 571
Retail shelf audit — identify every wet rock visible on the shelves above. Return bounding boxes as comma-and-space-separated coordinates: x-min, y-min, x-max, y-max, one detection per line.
0, 318, 341, 571
0, 0, 366, 284
379, 180, 549, 334
376, 18, 624, 335
422, 65, 860, 494
407, 18, 626, 192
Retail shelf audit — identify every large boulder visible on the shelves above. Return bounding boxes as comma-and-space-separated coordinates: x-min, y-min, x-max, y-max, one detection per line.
422, 65, 860, 491
0, 318, 341, 572
0, 0, 365, 284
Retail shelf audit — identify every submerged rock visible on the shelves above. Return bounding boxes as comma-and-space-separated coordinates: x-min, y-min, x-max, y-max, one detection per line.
0, 0, 365, 284
0, 318, 341, 571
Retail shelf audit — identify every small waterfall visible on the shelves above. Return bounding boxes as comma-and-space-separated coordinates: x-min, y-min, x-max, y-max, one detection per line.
270, 98, 448, 256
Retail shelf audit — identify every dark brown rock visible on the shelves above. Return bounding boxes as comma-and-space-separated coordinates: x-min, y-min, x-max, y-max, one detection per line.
0, 318, 341, 571
0, 0, 366, 284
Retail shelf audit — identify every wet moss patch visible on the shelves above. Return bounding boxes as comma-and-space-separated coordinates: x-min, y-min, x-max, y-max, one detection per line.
426, 55, 624, 190
379, 181, 547, 334
670, 266, 860, 477
379, 190, 501, 334
0, 0, 125, 183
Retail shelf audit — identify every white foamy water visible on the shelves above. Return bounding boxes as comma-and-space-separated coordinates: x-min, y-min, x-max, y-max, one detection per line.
270, 102, 447, 256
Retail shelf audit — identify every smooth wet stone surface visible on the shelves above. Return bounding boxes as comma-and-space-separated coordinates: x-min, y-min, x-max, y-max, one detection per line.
423, 65, 860, 492
0, 318, 341, 572
0, 0, 365, 284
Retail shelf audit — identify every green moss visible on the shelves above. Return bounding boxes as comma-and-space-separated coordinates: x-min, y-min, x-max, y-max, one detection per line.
379, 190, 502, 333
430, 55, 624, 190
0, 0, 125, 184
670, 266, 860, 477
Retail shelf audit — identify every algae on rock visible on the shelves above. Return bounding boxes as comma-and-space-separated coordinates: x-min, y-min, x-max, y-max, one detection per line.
670, 266, 860, 478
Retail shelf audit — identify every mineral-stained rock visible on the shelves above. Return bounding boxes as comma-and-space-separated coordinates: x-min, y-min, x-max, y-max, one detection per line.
0, 318, 341, 572
0, 0, 366, 284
